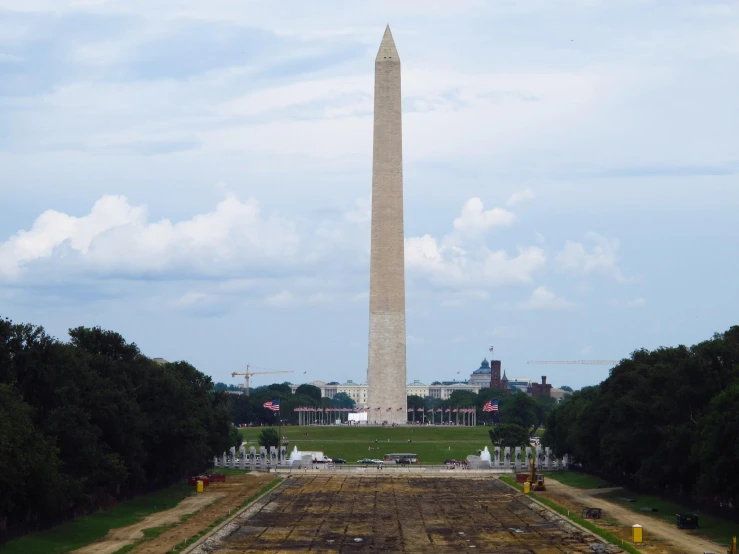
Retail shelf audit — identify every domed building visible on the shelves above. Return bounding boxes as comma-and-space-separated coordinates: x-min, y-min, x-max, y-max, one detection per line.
469, 358, 492, 387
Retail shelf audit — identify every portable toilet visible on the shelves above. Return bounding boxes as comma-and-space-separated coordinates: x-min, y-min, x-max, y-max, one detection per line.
632, 524, 643, 543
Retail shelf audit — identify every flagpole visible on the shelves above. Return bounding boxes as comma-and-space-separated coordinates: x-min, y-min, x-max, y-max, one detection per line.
277, 395, 282, 462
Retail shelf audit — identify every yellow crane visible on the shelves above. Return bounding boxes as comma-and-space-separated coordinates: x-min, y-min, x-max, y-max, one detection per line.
231, 364, 295, 396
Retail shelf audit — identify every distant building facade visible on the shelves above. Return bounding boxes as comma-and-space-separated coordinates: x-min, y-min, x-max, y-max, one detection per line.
527, 376, 553, 398
469, 359, 492, 387
282, 355, 569, 405
292, 378, 484, 408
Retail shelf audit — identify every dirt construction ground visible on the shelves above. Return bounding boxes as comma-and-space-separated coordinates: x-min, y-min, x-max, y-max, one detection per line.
206, 475, 623, 553
541, 480, 721, 554
73, 473, 275, 554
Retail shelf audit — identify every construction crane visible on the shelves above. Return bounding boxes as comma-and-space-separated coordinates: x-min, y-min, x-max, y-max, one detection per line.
527, 360, 618, 365
231, 364, 294, 396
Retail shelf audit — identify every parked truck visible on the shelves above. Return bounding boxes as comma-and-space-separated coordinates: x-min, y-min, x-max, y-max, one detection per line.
303, 451, 332, 463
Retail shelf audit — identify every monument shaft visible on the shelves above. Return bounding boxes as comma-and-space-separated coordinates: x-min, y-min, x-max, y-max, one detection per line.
367, 26, 406, 425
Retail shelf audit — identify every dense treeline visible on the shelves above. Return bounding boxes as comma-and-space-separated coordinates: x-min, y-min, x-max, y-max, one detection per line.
545, 326, 739, 510
0, 318, 237, 539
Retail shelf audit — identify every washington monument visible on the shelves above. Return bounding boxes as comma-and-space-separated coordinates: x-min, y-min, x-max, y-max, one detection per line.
367, 25, 406, 425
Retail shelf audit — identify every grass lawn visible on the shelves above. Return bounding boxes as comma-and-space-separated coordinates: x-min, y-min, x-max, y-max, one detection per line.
239, 425, 498, 464
0, 482, 193, 554
546, 472, 612, 489
601, 489, 739, 546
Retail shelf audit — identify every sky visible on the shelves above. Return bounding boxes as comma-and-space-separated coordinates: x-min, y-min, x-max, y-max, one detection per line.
1, 0, 737, 390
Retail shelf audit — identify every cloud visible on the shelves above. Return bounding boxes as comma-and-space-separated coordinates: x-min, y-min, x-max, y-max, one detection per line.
627, 297, 646, 307
0, 191, 548, 310
406, 235, 545, 288
491, 326, 517, 339
264, 290, 296, 308
555, 232, 630, 282
516, 286, 574, 310
406, 197, 544, 288
439, 289, 489, 308
452, 198, 516, 236
170, 291, 230, 317
262, 289, 357, 308
506, 188, 535, 206
535, 232, 545, 244
0, 193, 355, 281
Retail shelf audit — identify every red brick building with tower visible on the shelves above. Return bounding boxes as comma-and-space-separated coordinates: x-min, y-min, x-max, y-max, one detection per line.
527, 376, 552, 398
489, 360, 511, 393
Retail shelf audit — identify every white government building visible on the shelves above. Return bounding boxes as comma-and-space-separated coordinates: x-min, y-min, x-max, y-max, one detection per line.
289, 379, 482, 408
288, 359, 509, 408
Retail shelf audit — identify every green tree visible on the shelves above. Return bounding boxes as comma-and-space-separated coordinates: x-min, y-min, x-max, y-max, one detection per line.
258, 427, 280, 449
332, 392, 356, 408
0, 317, 235, 538
531, 396, 558, 435
559, 385, 573, 392
489, 424, 530, 448
229, 426, 243, 450
694, 383, 739, 505
407, 395, 425, 408
0, 384, 64, 526
296, 384, 322, 402
501, 391, 537, 432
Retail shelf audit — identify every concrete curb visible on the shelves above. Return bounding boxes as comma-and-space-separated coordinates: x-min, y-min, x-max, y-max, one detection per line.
178, 478, 286, 554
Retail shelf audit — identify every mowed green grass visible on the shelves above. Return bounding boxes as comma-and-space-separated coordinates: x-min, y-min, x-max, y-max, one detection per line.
238, 425, 496, 463
0, 482, 193, 554
600, 490, 739, 546
547, 472, 612, 489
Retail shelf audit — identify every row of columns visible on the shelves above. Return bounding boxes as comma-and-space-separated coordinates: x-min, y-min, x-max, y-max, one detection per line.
295, 408, 478, 426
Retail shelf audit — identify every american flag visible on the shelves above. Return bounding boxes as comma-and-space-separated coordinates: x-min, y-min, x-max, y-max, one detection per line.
489, 346, 494, 354
263, 398, 280, 412
482, 399, 498, 413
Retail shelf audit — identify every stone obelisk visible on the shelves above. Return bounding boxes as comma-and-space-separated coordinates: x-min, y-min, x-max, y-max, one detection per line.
367, 25, 406, 425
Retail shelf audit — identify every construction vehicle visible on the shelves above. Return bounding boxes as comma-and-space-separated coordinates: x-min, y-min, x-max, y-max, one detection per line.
526, 458, 546, 491
728, 535, 736, 554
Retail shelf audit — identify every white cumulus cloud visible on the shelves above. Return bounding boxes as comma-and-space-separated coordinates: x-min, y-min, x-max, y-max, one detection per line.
452, 198, 516, 236
517, 286, 574, 310
0, 193, 307, 281
555, 232, 629, 282
406, 235, 545, 288
506, 188, 535, 207
405, 197, 544, 288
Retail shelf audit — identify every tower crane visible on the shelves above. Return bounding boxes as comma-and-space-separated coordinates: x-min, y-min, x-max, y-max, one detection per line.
231, 364, 295, 396
527, 360, 618, 365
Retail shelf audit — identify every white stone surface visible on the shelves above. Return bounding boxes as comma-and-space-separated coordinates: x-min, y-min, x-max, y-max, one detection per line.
367, 25, 407, 425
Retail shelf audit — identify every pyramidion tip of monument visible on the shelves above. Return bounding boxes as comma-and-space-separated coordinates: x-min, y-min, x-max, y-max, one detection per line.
376, 24, 399, 62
